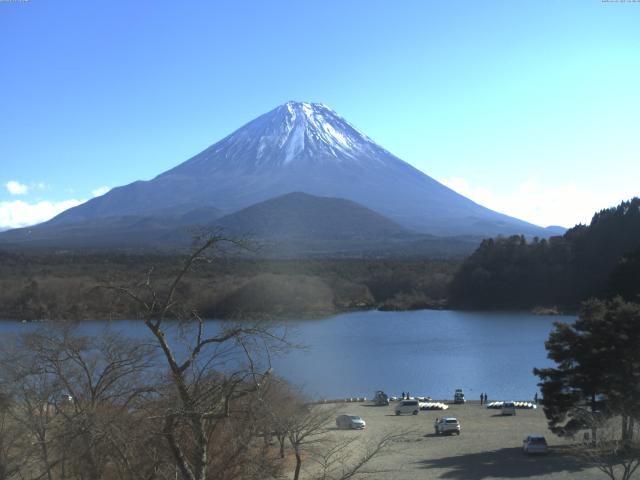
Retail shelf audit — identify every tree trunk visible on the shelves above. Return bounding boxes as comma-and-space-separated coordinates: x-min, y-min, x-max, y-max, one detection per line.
39, 436, 53, 480
193, 417, 208, 480
164, 416, 195, 480
293, 446, 302, 480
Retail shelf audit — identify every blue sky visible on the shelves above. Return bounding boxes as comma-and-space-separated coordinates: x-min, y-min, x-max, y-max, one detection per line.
1, 0, 639, 229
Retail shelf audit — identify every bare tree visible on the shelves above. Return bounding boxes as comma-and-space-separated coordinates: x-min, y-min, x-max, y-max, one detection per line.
0, 235, 404, 480
103, 235, 287, 480
0, 346, 62, 480
575, 413, 640, 480
0, 391, 29, 480
0, 324, 161, 480
286, 402, 338, 480
30, 326, 157, 479
256, 376, 302, 459
310, 430, 403, 480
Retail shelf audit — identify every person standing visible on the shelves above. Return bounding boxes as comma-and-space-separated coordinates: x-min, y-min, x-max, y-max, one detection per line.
534, 392, 538, 404
402, 391, 405, 400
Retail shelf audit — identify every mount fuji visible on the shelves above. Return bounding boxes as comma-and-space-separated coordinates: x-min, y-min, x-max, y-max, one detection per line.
1, 101, 561, 251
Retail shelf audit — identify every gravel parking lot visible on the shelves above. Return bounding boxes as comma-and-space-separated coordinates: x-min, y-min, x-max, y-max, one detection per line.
319, 401, 607, 480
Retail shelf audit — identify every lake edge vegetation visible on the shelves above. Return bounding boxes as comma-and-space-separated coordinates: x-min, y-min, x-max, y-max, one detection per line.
0, 253, 457, 322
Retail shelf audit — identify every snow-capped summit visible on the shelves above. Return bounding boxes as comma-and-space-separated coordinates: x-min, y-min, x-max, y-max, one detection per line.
39, 101, 551, 238
272, 101, 376, 164
168, 101, 394, 174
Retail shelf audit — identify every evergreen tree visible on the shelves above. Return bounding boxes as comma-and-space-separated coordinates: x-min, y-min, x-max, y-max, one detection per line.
450, 197, 640, 310
534, 298, 640, 441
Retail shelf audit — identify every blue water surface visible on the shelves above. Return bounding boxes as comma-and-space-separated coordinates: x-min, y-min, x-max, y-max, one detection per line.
0, 309, 573, 401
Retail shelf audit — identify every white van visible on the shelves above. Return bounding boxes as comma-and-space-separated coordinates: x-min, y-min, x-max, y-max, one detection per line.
395, 399, 420, 415
501, 401, 516, 416
336, 414, 366, 429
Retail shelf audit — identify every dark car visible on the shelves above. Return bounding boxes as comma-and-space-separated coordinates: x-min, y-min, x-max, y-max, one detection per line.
523, 435, 548, 454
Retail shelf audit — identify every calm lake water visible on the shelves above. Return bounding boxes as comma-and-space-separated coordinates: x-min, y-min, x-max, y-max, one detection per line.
0, 309, 573, 401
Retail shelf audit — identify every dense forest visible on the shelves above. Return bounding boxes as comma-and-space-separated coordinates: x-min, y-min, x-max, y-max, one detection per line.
0, 251, 458, 321
449, 198, 640, 310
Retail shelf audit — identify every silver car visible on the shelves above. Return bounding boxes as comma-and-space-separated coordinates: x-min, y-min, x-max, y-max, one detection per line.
434, 417, 461, 435
336, 414, 366, 430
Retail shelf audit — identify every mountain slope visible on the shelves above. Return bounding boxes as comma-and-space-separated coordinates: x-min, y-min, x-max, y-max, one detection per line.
0, 193, 481, 257
212, 192, 412, 239
41, 101, 553, 238
0, 208, 222, 249
164, 192, 480, 258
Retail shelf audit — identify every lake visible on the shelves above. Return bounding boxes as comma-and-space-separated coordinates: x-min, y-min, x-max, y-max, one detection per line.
0, 309, 572, 401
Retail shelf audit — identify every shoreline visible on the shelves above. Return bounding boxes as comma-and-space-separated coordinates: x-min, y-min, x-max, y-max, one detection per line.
2, 310, 560, 403
0, 304, 578, 323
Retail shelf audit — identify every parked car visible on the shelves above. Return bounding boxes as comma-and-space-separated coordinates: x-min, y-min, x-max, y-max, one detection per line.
501, 401, 517, 416
395, 399, 420, 415
373, 390, 390, 406
336, 414, 366, 430
434, 417, 461, 435
453, 388, 466, 404
523, 435, 548, 454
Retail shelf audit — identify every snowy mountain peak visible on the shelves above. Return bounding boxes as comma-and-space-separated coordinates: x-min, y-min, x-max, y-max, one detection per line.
171, 101, 394, 174
283, 101, 332, 117
35, 101, 553, 240
266, 100, 381, 164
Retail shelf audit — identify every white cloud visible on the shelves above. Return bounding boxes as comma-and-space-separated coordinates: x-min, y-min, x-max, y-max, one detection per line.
92, 185, 111, 197
0, 199, 86, 229
5, 181, 29, 195
438, 177, 495, 208
438, 176, 632, 228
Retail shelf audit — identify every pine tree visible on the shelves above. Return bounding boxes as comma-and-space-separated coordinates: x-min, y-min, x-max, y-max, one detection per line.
534, 298, 640, 441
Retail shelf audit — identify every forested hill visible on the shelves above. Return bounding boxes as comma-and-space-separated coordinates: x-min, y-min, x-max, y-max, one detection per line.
449, 198, 640, 310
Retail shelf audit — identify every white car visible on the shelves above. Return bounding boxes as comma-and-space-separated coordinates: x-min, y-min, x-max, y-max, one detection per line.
336, 414, 366, 430
434, 417, 461, 435
395, 399, 420, 415
523, 435, 548, 454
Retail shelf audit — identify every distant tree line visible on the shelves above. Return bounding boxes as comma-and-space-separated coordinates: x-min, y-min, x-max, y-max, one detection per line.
449, 198, 640, 310
0, 253, 458, 321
